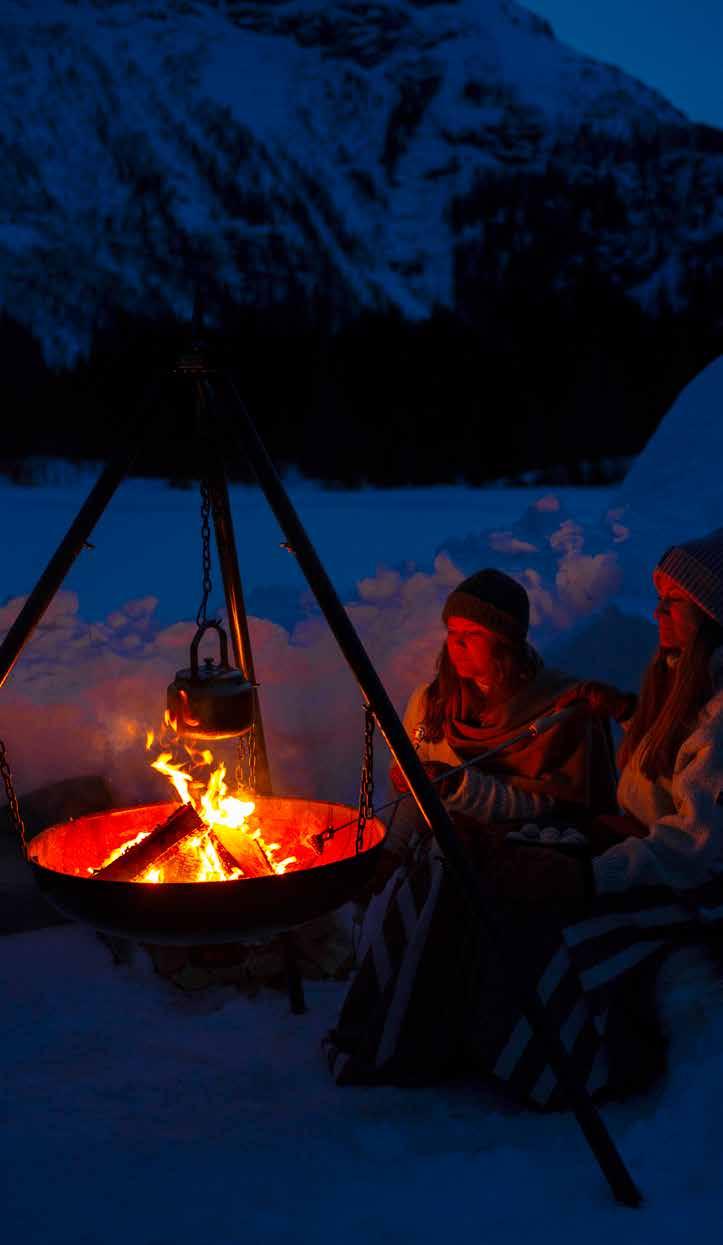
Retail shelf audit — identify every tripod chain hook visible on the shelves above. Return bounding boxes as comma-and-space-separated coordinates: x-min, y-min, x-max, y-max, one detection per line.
0, 737, 27, 857
235, 721, 258, 795
196, 478, 214, 629
356, 707, 376, 855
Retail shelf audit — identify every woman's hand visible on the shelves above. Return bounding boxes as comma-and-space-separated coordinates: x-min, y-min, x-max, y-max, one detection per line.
555, 680, 636, 723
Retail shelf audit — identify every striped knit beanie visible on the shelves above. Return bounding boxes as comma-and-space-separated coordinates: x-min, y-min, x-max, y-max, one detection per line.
655, 528, 723, 625
442, 568, 529, 642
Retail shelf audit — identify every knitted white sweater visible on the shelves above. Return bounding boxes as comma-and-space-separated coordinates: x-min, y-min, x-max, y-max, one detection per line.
594, 649, 723, 894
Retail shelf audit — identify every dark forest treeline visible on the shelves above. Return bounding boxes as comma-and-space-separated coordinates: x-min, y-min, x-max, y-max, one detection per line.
0, 270, 720, 487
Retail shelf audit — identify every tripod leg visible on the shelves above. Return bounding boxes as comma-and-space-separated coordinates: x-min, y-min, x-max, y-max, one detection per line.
0, 377, 162, 692
213, 370, 642, 1209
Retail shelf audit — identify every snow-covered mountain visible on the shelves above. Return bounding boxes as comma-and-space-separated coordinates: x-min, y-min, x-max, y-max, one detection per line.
2, 0, 722, 363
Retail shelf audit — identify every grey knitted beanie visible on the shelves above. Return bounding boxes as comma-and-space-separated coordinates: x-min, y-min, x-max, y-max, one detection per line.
655, 528, 723, 626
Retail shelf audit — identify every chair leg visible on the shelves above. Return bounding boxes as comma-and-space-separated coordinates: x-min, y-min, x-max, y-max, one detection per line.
282, 932, 307, 1014
96, 931, 134, 966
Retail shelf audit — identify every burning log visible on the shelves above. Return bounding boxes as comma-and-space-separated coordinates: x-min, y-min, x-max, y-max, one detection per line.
211, 822, 279, 878
94, 804, 206, 881
88, 736, 293, 883
94, 802, 277, 883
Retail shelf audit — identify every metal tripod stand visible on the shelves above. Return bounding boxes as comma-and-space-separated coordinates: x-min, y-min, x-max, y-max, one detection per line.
0, 330, 642, 1208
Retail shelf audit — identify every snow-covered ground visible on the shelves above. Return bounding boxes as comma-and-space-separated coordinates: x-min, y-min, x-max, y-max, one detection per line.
2, 356, 723, 1239
3, 921, 723, 1245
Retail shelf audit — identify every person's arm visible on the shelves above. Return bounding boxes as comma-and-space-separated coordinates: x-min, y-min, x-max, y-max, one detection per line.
442, 767, 553, 823
593, 713, 723, 894
555, 680, 637, 725
388, 685, 553, 826
387, 687, 556, 832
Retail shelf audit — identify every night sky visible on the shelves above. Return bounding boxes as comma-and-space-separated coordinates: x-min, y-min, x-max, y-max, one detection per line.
525, 0, 723, 128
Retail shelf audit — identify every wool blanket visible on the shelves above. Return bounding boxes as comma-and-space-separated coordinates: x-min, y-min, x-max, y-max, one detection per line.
325, 820, 723, 1105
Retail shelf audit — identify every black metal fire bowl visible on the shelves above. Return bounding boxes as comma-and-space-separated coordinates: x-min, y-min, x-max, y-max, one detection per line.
27, 798, 386, 944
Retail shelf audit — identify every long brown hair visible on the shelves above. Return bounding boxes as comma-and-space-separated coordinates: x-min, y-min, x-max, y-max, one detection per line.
423, 637, 541, 743
618, 616, 723, 780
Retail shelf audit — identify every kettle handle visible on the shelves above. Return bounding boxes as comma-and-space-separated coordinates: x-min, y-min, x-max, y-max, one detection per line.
190, 620, 231, 677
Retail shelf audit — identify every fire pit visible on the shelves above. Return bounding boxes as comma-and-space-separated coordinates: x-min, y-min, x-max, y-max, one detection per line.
27, 797, 385, 944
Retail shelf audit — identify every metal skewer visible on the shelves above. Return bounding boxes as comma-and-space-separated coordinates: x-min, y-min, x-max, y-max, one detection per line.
312, 707, 576, 851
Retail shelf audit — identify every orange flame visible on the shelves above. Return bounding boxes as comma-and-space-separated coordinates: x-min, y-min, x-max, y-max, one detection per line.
141, 739, 297, 883
151, 752, 194, 806
139, 834, 243, 885
94, 828, 151, 874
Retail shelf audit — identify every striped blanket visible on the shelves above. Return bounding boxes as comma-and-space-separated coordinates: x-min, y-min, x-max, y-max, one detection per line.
325, 823, 723, 1105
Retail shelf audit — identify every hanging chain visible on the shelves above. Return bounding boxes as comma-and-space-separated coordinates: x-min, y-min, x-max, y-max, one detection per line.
247, 722, 257, 793
351, 708, 377, 966
235, 721, 258, 795
355, 706, 376, 855
0, 737, 27, 857
196, 478, 213, 628
235, 734, 246, 791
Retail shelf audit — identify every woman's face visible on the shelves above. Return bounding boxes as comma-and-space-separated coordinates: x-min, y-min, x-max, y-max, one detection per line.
653, 571, 704, 651
445, 616, 500, 685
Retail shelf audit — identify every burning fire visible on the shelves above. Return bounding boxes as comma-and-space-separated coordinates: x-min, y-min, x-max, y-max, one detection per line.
98, 729, 297, 884
146, 747, 296, 884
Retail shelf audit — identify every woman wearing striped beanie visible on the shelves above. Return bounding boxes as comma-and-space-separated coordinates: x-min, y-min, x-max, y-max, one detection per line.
585, 527, 723, 894
519, 528, 723, 1103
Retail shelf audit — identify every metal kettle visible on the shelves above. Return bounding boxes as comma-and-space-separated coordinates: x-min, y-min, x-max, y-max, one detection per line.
167, 621, 256, 740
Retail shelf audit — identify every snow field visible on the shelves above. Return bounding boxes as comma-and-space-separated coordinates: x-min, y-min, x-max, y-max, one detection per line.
3, 921, 723, 1244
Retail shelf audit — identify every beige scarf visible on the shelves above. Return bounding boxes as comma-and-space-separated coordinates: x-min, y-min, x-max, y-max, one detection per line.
443, 668, 617, 812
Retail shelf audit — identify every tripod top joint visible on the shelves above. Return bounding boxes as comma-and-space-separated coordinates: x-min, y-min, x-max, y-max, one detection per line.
174, 282, 216, 375
173, 350, 215, 376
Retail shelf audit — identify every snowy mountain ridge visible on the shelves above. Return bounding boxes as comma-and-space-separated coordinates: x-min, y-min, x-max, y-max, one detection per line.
1, 0, 721, 362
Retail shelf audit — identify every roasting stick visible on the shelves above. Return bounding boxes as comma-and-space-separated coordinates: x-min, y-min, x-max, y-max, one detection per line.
314, 706, 576, 850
